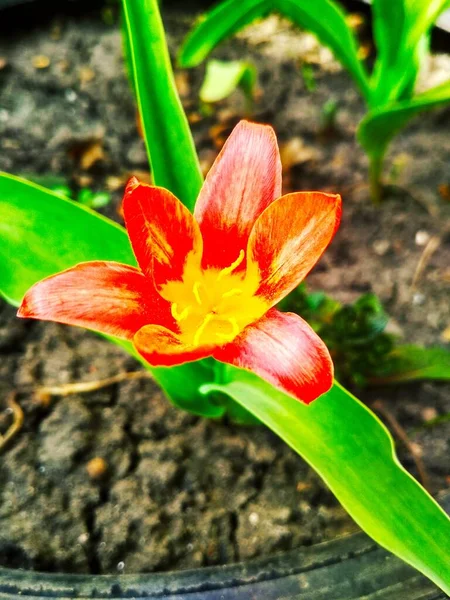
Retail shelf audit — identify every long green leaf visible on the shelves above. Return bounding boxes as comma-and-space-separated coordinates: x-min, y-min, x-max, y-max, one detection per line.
179, 0, 371, 102
370, 344, 450, 384
370, 0, 450, 105
0, 173, 221, 418
179, 0, 272, 68
122, 0, 203, 210
357, 78, 450, 161
201, 371, 450, 594
275, 0, 370, 101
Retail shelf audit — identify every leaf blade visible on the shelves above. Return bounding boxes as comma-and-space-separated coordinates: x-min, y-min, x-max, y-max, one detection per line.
122, 0, 203, 210
357, 79, 450, 160
179, 0, 272, 68
202, 371, 450, 594
370, 344, 450, 384
275, 0, 370, 101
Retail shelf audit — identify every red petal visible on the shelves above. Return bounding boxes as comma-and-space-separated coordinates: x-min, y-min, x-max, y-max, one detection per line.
194, 121, 282, 270
247, 192, 341, 306
134, 325, 213, 367
123, 178, 202, 286
17, 261, 173, 339
214, 309, 333, 404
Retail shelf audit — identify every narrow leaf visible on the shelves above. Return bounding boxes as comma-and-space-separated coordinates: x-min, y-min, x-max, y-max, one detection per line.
357, 79, 450, 160
370, 344, 450, 384
201, 371, 450, 594
370, 0, 450, 104
122, 0, 203, 211
275, 0, 370, 101
0, 173, 220, 417
199, 59, 257, 106
179, 0, 272, 68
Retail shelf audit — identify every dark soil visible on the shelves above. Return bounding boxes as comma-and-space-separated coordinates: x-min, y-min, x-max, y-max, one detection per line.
0, 3, 449, 575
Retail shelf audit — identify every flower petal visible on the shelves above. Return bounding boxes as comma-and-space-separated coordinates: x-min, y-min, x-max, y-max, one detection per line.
134, 325, 213, 367
247, 191, 341, 306
18, 261, 173, 339
123, 177, 203, 285
194, 121, 282, 270
213, 308, 333, 404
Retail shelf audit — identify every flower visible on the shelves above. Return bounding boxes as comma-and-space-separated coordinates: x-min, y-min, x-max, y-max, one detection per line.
18, 121, 341, 403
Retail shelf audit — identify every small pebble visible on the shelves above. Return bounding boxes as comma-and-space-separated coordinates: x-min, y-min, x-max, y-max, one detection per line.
415, 230, 430, 246
412, 292, 425, 306
86, 457, 108, 479
422, 407, 438, 422
32, 55, 50, 69
373, 240, 390, 256
248, 512, 259, 525
65, 89, 77, 103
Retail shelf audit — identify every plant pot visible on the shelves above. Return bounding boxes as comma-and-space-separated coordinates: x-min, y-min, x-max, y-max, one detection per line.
0, 493, 448, 600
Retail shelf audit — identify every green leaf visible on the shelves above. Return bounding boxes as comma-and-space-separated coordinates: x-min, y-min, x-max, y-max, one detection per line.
0, 173, 136, 305
122, 0, 203, 211
0, 172, 221, 418
369, 344, 450, 384
199, 59, 257, 109
179, 0, 371, 102
201, 371, 450, 594
370, 0, 450, 105
179, 0, 272, 68
275, 0, 370, 101
358, 79, 450, 161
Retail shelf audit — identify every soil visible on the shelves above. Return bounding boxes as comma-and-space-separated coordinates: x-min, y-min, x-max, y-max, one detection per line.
0, 1, 449, 575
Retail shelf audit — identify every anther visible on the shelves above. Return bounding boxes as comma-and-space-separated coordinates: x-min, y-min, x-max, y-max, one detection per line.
171, 303, 190, 322
217, 250, 245, 281
216, 317, 240, 342
193, 281, 202, 305
193, 313, 214, 347
222, 288, 243, 299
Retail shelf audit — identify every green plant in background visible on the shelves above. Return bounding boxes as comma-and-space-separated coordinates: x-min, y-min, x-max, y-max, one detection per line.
199, 58, 257, 111
280, 286, 450, 387
0, 0, 450, 594
179, 0, 450, 203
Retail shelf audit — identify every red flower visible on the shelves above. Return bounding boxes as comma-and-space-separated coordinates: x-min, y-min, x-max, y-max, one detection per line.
18, 121, 341, 404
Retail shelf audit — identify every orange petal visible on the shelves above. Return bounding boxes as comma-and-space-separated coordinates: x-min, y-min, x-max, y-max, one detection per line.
194, 121, 282, 270
123, 178, 203, 286
18, 261, 173, 339
214, 309, 333, 404
247, 191, 341, 306
134, 325, 214, 367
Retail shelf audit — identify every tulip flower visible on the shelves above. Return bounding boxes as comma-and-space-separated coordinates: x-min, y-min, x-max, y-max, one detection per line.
18, 121, 341, 403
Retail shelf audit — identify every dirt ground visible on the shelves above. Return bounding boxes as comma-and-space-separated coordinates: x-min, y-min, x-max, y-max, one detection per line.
0, 2, 449, 574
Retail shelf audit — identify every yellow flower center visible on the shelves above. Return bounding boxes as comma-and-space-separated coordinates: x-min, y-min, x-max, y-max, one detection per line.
159, 251, 267, 347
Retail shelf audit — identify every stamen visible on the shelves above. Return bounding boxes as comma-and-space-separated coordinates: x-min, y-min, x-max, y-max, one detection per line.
216, 317, 240, 342
171, 303, 190, 322
193, 281, 202, 305
222, 288, 243, 299
217, 250, 245, 281
193, 313, 214, 347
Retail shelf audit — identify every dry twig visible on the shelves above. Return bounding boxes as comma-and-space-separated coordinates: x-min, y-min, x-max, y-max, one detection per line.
0, 392, 24, 452
35, 370, 153, 399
